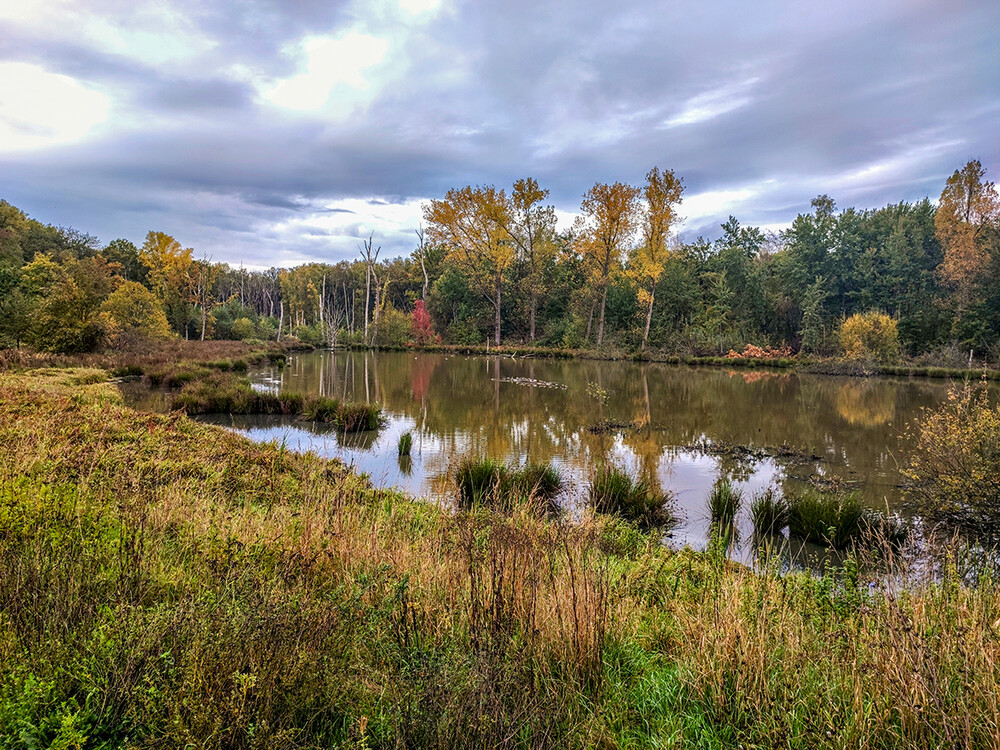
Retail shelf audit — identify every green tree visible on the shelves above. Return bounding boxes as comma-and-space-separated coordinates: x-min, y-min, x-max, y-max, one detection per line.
799, 276, 828, 354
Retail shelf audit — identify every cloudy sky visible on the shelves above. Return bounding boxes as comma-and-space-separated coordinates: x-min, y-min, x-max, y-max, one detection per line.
1, 0, 997, 267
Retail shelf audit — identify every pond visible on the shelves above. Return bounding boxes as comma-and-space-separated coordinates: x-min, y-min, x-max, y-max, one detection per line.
188, 350, 986, 563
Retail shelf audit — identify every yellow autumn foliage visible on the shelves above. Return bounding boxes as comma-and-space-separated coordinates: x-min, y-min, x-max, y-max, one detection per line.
838, 310, 900, 363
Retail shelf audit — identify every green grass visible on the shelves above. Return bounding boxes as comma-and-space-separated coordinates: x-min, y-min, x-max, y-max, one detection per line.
707, 477, 742, 527
788, 490, 865, 548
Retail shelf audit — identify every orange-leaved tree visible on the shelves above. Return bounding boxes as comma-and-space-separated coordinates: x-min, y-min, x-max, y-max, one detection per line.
935, 159, 999, 312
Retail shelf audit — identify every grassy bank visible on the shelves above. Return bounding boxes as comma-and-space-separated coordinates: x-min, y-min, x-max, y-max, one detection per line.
0, 337, 312, 376
1, 369, 999, 748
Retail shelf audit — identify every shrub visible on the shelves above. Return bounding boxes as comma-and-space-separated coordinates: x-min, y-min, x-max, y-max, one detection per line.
905, 383, 1000, 540
373, 306, 411, 348
838, 310, 901, 363
589, 465, 674, 529
230, 317, 256, 340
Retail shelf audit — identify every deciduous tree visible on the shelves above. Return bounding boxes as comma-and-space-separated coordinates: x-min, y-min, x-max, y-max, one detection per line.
633, 167, 683, 348
424, 185, 514, 346
576, 181, 641, 346
935, 160, 1000, 312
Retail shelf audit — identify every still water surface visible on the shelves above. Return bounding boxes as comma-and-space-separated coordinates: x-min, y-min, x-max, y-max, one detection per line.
192, 350, 988, 561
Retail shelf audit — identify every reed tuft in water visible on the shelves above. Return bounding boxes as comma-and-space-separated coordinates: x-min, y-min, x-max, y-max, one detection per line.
398, 431, 413, 456
788, 490, 865, 548
455, 458, 563, 514
589, 464, 674, 528
707, 477, 742, 527
750, 487, 790, 535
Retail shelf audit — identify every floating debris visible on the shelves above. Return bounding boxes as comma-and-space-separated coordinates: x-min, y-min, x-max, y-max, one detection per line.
683, 438, 822, 464
587, 419, 639, 434
494, 377, 567, 389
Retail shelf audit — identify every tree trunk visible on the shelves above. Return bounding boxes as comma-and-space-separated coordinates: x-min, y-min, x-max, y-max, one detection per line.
642, 281, 655, 349
364, 266, 371, 344
319, 275, 326, 328
585, 297, 595, 341
596, 285, 608, 347
277, 300, 283, 341
494, 278, 502, 347
529, 291, 537, 342
200, 304, 206, 341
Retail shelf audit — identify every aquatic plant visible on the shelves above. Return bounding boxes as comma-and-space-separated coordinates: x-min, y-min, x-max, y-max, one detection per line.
788, 491, 865, 549
455, 458, 563, 514
299, 394, 342, 422
455, 457, 510, 509
707, 477, 742, 527
336, 402, 383, 432
510, 462, 564, 514
750, 487, 790, 535
589, 464, 674, 528
398, 431, 413, 456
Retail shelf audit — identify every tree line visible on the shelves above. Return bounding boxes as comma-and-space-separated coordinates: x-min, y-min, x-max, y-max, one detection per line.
1, 159, 997, 360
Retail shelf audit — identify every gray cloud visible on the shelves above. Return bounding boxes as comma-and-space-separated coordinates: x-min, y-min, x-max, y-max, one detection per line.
0, 0, 997, 267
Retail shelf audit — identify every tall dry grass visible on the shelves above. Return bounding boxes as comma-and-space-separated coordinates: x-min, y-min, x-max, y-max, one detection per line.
1, 368, 999, 748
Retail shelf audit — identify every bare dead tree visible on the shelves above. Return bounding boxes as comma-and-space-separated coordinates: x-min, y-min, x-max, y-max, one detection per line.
360, 233, 381, 346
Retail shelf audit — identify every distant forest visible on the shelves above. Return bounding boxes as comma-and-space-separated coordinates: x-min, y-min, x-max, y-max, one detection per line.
1, 160, 997, 361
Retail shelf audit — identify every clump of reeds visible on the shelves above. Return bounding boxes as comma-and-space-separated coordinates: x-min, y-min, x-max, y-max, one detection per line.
707, 477, 742, 527
455, 458, 564, 514
398, 431, 412, 456
335, 402, 383, 432
589, 464, 674, 528
299, 394, 342, 422
512, 462, 564, 513
788, 490, 865, 548
786, 490, 910, 550
750, 487, 790, 535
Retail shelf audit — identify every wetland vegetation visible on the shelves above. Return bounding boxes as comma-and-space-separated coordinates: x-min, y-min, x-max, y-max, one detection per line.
1, 364, 999, 748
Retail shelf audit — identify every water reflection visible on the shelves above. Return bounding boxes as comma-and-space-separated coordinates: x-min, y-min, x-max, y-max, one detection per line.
194, 350, 992, 564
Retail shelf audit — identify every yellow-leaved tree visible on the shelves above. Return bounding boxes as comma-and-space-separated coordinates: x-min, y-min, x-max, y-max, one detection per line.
494, 178, 557, 342
139, 231, 196, 337
575, 181, 641, 347
100, 280, 172, 341
424, 185, 514, 346
631, 167, 683, 349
